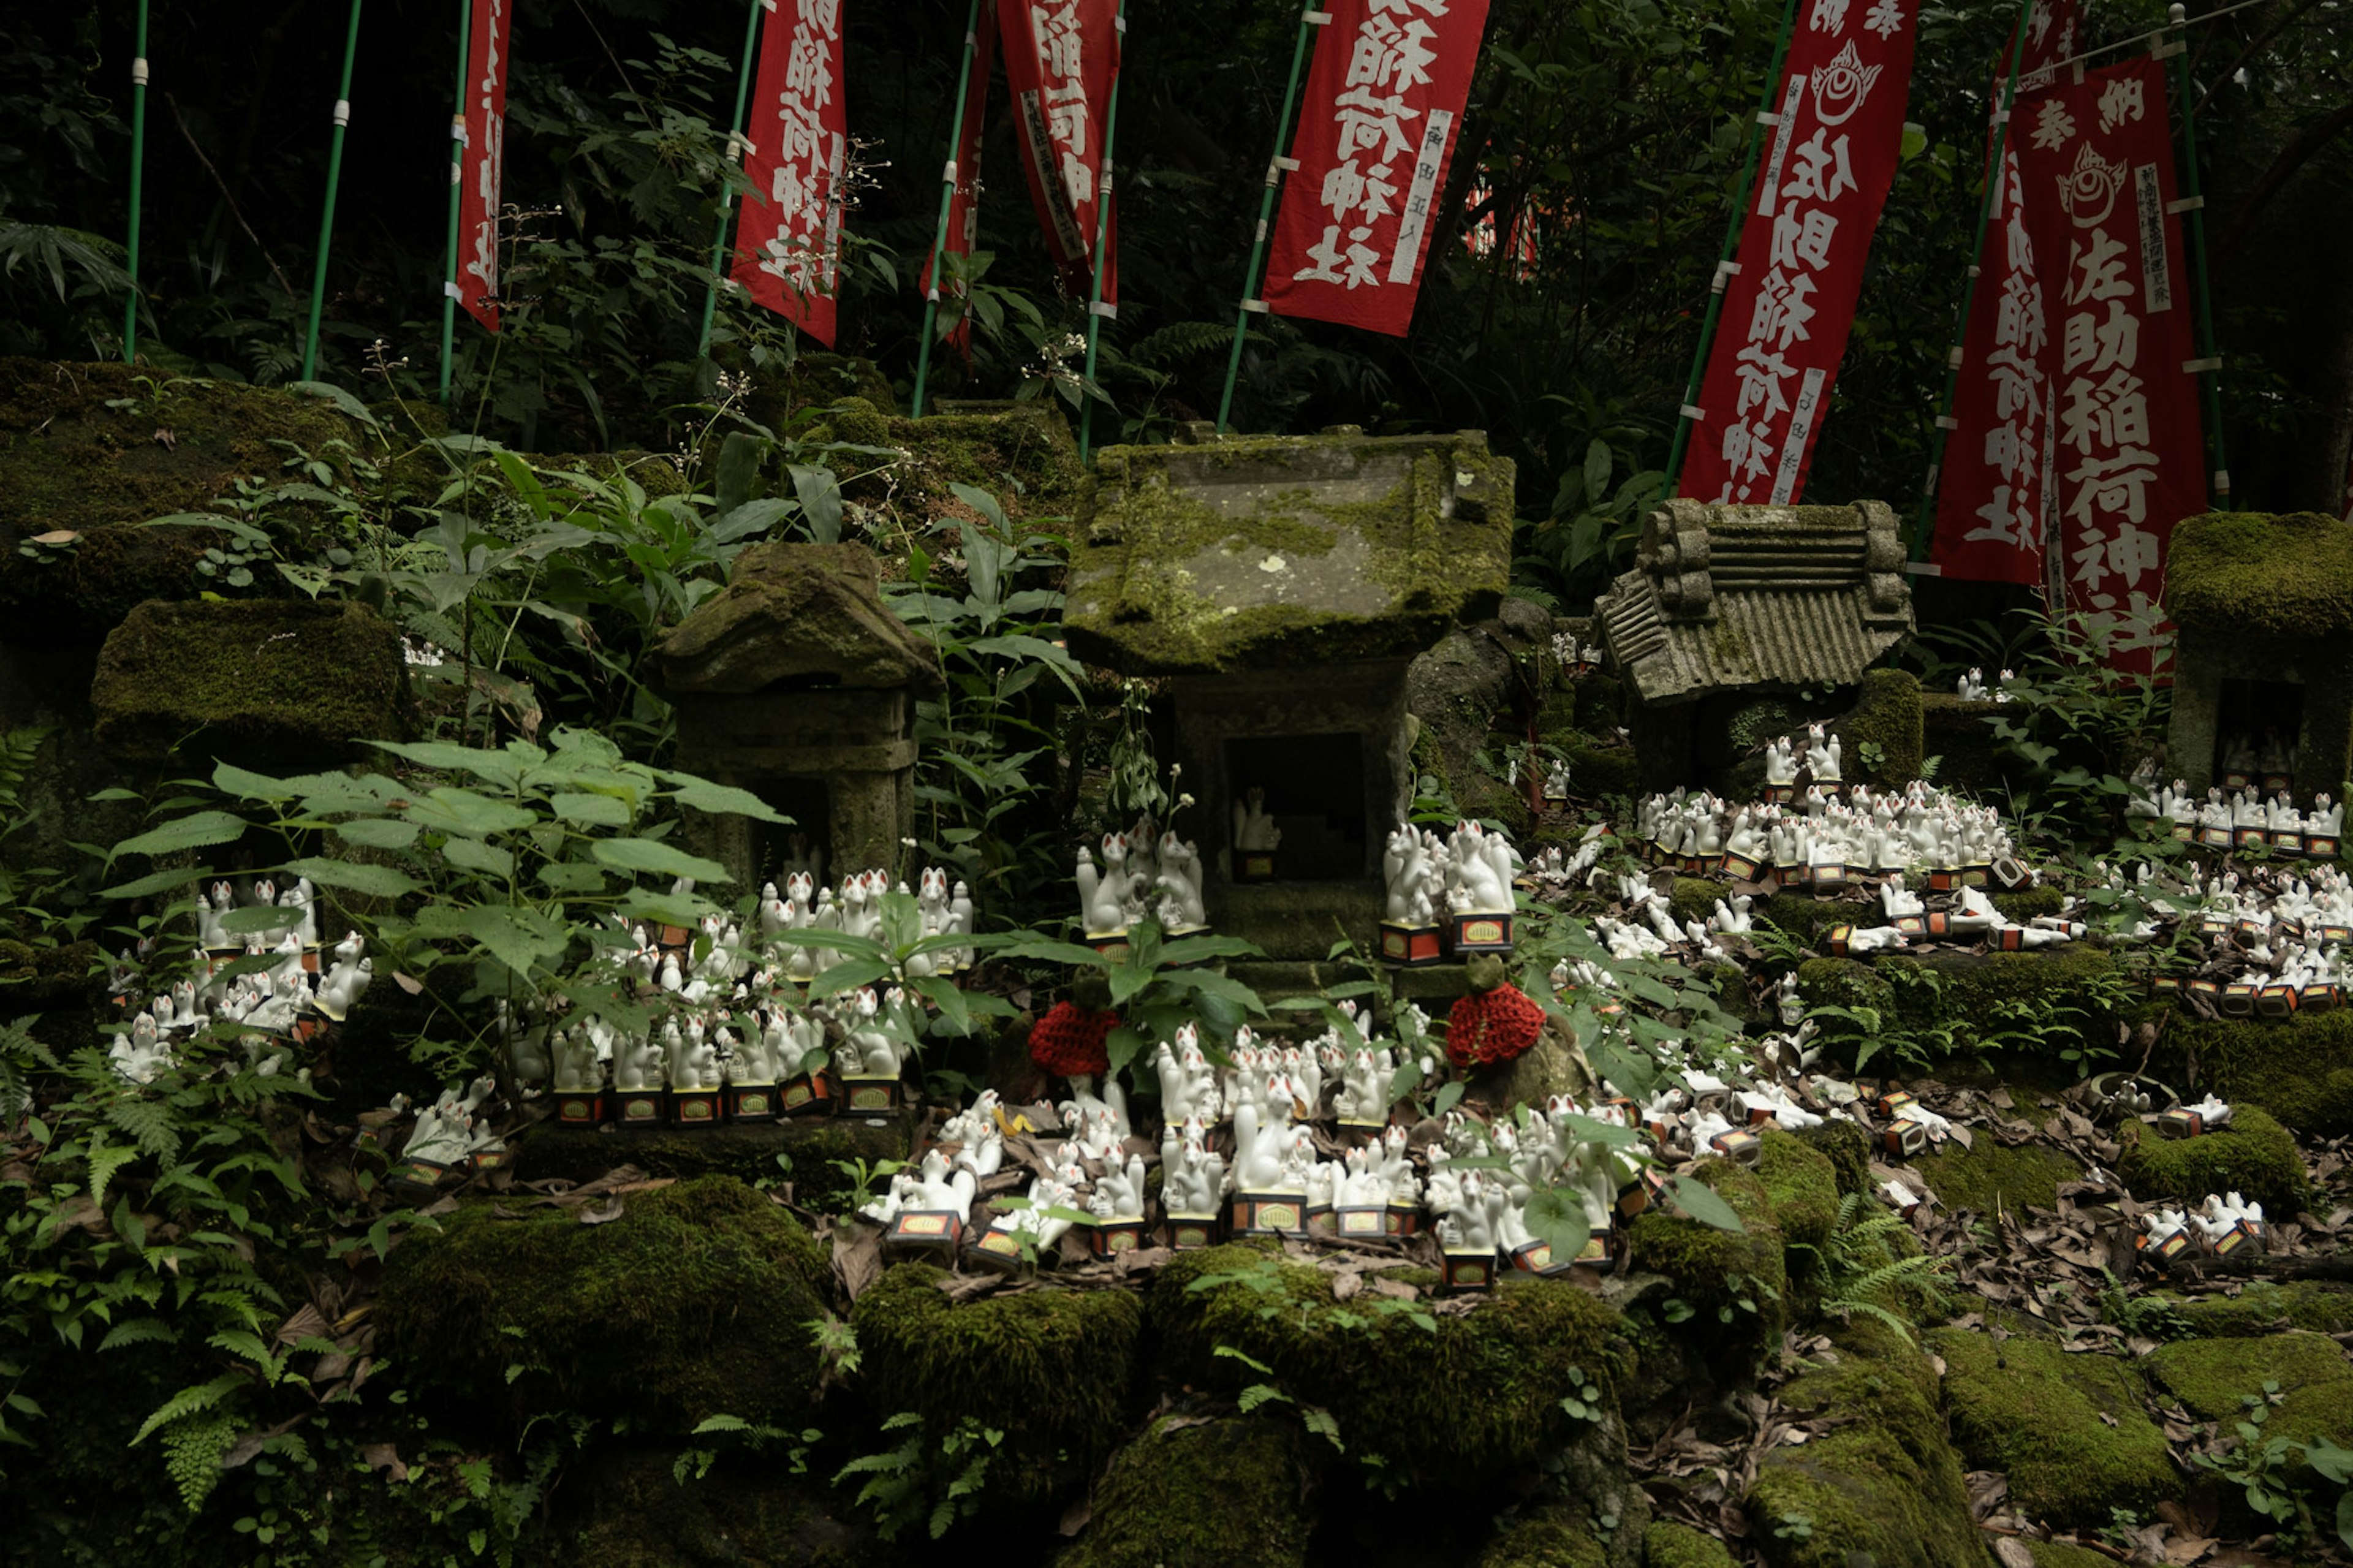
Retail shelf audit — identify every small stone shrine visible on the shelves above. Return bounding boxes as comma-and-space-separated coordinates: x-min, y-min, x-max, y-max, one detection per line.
654, 542, 941, 886
1062, 427, 1512, 960
1593, 498, 1914, 786
2163, 510, 2353, 800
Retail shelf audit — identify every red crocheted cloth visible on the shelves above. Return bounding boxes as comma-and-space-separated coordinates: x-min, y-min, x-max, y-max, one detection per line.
1029, 1001, 1118, 1077
1447, 982, 1545, 1069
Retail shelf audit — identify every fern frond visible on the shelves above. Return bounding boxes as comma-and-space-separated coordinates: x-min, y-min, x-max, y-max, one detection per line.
132, 1374, 246, 1445
1129, 320, 1234, 366
159, 1411, 239, 1512
106, 1097, 183, 1162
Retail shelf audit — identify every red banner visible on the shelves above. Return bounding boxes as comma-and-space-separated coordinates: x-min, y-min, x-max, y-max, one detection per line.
452, 0, 510, 333
731, 0, 849, 346
2015, 55, 2205, 664
1262, 0, 1491, 337
1679, 0, 1920, 504
923, 6, 999, 362
999, 0, 1119, 304
1927, 0, 2081, 587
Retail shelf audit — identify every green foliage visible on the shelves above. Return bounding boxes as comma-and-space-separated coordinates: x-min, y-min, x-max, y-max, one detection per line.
833, 1410, 1005, 1541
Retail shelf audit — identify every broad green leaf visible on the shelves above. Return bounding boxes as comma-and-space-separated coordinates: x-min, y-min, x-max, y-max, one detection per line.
1665, 1175, 1746, 1233
439, 835, 516, 879
549, 792, 632, 828
614, 889, 724, 929
114, 811, 249, 860
455, 904, 572, 979
807, 958, 894, 1001
663, 776, 790, 823
335, 816, 421, 849
537, 860, 610, 895
591, 838, 730, 884
1105, 1025, 1145, 1077
210, 761, 297, 801
990, 935, 1112, 970
219, 904, 301, 936
762, 927, 893, 966
907, 974, 971, 1036
100, 866, 214, 900
403, 787, 537, 838
1523, 1186, 1593, 1263
1158, 933, 1267, 967
286, 857, 424, 900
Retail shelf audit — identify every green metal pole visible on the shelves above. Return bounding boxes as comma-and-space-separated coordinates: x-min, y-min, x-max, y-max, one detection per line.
1214, 3, 1322, 436
911, 0, 987, 420
1077, 0, 1127, 464
302, 0, 366, 383
122, 0, 151, 363
1906, 0, 2037, 562
1659, 0, 1804, 496
2167, 1, 2231, 512
439, 0, 472, 404
696, 0, 767, 361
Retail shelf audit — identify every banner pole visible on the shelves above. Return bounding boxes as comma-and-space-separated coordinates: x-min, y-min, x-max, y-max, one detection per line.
2166, 1, 2230, 512
1906, 0, 2037, 562
1076, 0, 1128, 464
912, 0, 987, 420
302, 0, 366, 383
122, 0, 151, 363
1213, 3, 1324, 436
1659, 0, 1803, 497
439, 0, 473, 404
696, 0, 767, 362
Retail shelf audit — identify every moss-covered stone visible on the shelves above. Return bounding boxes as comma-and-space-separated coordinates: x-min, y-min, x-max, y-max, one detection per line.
2165, 1007, 2353, 1137
2157, 1281, 2353, 1338
2166, 511, 2353, 640
1473, 1506, 1610, 1568
1625, 1157, 1787, 1363
548, 1444, 885, 1568
89, 598, 408, 767
376, 1175, 832, 1437
0, 362, 369, 642
1642, 1520, 1737, 1568
1930, 1329, 2177, 1527
2025, 1543, 2119, 1568
742, 352, 898, 422
1911, 1138, 2083, 1214
2145, 1331, 2353, 1450
874, 401, 1083, 528
653, 541, 944, 696
1065, 433, 1512, 675
509, 1116, 912, 1218
851, 1264, 1142, 1505
2114, 1104, 2306, 1215
1797, 944, 2126, 1066
1748, 1327, 1988, 1568
1152, 1243, 1629, 1485
1756, 1129, 1840, 1256
1056, 1412, 1315, 1568
1556, 732, 1642, 800
1833, 668, 1925, 786
1796, 1119, 1875, 1199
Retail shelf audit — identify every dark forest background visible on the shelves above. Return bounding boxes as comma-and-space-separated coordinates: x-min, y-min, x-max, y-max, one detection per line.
2, 0, 2347, 593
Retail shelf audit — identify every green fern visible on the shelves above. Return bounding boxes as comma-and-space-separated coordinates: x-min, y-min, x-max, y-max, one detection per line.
105, 1097, 183, 1161
1128, 319, 1233, 366
159, 1411, 240, 1512
85, 1137, 137, 1213
132, 1373, 246, 1445
1811, 1192, 1950, 1344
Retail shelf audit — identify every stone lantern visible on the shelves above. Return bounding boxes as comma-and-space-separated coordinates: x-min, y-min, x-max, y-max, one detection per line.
654, 542, 941, 888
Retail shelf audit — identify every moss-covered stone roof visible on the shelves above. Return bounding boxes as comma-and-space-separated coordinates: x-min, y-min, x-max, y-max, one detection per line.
90, 597, 409, 767
653, 540, 943, 695
1062, 430, 1513, 675
2165, 510, 2353, 638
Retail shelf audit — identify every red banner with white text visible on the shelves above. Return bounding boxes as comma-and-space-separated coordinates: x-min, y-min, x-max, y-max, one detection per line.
999, 0, 1119, 304
923, 4, 999, 362
2014, 55, 2205, 666
452, 0, 510, 333
1262, 0, 1491, 336
1929, 0, 2080, 586
731, 0, 848, 346
1679, 0, 1919, 504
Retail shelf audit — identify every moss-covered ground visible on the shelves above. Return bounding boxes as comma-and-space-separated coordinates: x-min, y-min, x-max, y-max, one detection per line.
2113, 1104, 2308, 1215
1930, 1330, 2177, 1527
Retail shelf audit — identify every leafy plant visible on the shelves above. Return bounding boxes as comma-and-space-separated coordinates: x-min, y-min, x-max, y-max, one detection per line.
835, 1411, 1005, 1541
1789, 1191, 1950, 1344
1214, 1345, 1344, 1453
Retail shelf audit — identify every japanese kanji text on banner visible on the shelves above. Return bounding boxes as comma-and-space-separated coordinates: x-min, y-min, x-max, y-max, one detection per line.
2014, 55, 2205, 665
732, 0, 848, 346
1261, 0, 1493, 338
1679, 0, 1920, 505
453, 0, 510, 334
999, 0, 1120, 303
1927, 0, 2079, 588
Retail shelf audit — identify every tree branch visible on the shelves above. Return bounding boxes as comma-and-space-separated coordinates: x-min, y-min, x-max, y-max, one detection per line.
2214, 99, 2353, 262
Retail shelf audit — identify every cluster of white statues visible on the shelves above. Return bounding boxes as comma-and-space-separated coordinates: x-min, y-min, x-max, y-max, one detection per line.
1383, 819, 1521, 925
751, 865, 978, 978
191, 875, 317, 950
530, 973, 908, 1100
1953, 667, 2014, 702
1760, 722, 1843, 786
2083, 858, 2353, 998
397, 1075, 505, 1167
1075, 821, 1208, 935
1639, 781, 2020, 878
2217, 731, 2297, 781
2141, 1184, 2264, 1257
2128, 776, 2344, 846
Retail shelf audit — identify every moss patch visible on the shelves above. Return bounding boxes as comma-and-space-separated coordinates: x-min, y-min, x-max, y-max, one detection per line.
1151, 1243, 1628, 1484
2114, 1104, 2306, 1215
2167, 1007, 2353, 1137
852, 1263, 1142, 1505
1833, 668, 1925, 786
90, 598, 408, 767
1747, 1327, 1987, 1568
1796, 1119, 1876, 1199
509, 1116, 912, 1219
1911, 1138, 2083, 1214
1058, 1411, 1316, 1568
2165, 512, 2353, 639
2026, 1543, 2120, 1568
376, 1175, 831, 1437
2145, 1331, 2353, 1450
1756, 1129, 1840, 1256
1930, 1329, 2177, 1526
1625, 1157, 1787, 1364
1797, 944, 2126, 1066
1474, 1507, 1609, 1568
2158, 1282, 2353, 1338
1643, 1520, 1737, 1568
